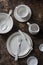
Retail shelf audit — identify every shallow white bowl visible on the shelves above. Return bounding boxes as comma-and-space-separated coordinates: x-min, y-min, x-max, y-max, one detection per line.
27, 56, 38, 65
0, 13, 13, 34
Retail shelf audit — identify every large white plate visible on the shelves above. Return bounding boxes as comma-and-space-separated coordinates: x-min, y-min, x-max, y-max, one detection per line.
14, 6, 32, 22
6, 32, 33, 58
0, 13, 13, 34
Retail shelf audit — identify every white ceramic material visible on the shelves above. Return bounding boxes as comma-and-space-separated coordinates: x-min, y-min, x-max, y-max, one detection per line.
0, 10, 13, 34
39, 44, 43, 52
15, 37, 22, 61
14, 4, 32, 22
18, 30, 32, 47
27, 56, 38, 65
16, 5, 29, 18
1, 10, 12, 31
18, 30, 26, 40
6, 32, 33, 59
27, 22, 40, 35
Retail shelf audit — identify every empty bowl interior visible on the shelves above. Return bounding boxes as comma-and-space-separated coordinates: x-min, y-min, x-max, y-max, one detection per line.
0, 13, 12, 26
27, 56, 38, 65
17, 5, 28, 18
0, 14, 6, 24
30, 24, 39, 32
0, 13, 8, 31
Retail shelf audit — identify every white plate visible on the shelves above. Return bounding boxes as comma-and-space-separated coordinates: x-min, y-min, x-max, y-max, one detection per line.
27, 56, 38, 65
6, 32, 33, 58
14, 5, 32, 22
0, 13, 13, 34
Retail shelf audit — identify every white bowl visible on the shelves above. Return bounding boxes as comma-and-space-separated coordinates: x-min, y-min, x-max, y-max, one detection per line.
0, 13, 13, 34
39, 44, 43, 52
27, 56, 38, 65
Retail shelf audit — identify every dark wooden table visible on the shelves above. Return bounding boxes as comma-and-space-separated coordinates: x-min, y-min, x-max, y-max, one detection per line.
0, 0, 43, 65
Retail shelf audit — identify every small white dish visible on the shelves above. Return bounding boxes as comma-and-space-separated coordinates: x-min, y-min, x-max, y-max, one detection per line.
0, 13, 13, 34
39, 44, 43, 52
27, 56, 38, 65
14, 5, 32, 22
6, 32, 33, 59
27, 22, 40, 35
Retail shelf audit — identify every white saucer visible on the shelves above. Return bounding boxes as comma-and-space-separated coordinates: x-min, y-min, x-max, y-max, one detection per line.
6, 32, 33, 58
27, 56, 38, 65
14, 5, 32, 22
0, 13, 13, 34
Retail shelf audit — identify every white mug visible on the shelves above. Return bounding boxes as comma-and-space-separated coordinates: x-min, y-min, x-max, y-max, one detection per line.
27, 22, 40, 35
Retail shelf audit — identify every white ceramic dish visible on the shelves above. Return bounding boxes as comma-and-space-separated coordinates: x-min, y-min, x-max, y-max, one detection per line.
39, 44, 43, 52
27, 22, 40, 35
27, 56, 38, 65
6, 32, 33, 58
14, 5, 32, 22
0, 13, 13, 34
16, 5, 29, 18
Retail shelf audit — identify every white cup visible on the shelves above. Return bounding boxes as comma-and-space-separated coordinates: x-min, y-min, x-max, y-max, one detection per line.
16, 5, 31, 19
27, 22, 40, 35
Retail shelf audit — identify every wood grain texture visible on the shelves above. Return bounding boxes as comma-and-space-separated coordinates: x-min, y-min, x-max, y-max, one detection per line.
0, 0, 43, 65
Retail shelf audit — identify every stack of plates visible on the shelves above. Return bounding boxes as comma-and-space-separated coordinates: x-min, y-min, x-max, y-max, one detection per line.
6, 32, 33, 58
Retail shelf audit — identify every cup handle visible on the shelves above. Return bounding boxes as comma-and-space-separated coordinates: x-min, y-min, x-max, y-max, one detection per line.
27, 22, 31, 26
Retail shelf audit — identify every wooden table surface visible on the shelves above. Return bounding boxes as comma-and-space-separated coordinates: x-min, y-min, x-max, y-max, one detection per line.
0, 0, 43, 65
